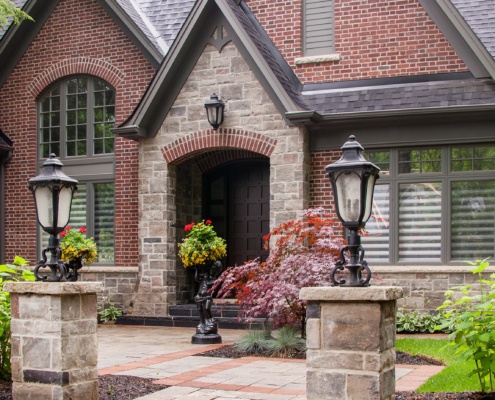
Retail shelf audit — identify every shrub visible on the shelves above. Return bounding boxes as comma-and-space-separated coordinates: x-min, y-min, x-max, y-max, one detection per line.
234, 327, 273, 353
213, 208, 344, 337
396, 309, 452, 334
437, 258, 495, 392
265, 326, 306, 357
0, 256, 35, 380
98, 300, 123, 323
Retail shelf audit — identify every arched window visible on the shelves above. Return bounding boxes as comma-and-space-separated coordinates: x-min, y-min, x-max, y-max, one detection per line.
38, 76, 115, 264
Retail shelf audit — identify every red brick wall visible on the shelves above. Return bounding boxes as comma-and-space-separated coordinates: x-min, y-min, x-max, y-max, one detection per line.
0, 0, 156, 266
246, 0, 468, 83
310, 150, 343, 234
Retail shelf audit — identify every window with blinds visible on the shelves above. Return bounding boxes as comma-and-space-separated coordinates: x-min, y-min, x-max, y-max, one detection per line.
361, 145, 495, 265
303, 0, 334, 56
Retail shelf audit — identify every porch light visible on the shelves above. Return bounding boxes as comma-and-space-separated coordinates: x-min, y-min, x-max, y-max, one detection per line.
28, 154, 78, 281
205, 93, 225, 130
325, 135, 380, 287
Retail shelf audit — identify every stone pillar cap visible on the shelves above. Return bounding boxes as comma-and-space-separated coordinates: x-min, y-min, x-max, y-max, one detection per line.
3, 282, 104, 295
300, 286, 403, 302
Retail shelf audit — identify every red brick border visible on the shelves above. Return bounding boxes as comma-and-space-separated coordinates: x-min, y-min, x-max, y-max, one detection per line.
161, 129, 277, 165
27, 57, 125, 98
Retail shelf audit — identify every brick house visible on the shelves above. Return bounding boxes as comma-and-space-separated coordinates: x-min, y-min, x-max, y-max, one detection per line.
1, 0, 495, 317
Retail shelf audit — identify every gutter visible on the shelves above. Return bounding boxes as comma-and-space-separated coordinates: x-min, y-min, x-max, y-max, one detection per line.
285, 103, 495, 125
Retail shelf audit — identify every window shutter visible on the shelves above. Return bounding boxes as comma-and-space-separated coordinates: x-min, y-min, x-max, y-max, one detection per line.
304, 0, 334, 56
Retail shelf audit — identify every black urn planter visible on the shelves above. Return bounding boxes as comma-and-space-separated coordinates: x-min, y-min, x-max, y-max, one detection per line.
191, 260, 223, 344
65, 257, 84, 281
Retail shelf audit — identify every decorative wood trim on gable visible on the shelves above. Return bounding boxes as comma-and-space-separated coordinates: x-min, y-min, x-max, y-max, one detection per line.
207, 25, 232, 52
161, 129, 277, 165
27, 57, 125, 98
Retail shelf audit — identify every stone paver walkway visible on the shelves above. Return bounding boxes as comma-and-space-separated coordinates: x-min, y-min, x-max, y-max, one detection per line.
98, 325, 443, 400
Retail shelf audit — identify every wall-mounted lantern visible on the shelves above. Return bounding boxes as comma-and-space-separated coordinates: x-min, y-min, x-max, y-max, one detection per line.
205, 93, 225, 130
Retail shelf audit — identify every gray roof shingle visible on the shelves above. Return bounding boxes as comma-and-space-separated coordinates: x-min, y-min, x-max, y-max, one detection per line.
304, 78, 495, 114
451, 0, 495, 59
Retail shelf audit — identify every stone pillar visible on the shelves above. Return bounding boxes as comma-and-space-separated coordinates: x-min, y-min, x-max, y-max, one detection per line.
300, 286, 403, 400
4, 282, 103, 400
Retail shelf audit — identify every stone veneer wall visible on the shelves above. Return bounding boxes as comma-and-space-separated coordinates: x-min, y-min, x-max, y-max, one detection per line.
132, 38, 307, 316
373, 266, 495, 312
78, 267, 138, 313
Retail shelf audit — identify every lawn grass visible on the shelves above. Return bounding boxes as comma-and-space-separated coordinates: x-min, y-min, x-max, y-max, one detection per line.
396, 337, 481, 393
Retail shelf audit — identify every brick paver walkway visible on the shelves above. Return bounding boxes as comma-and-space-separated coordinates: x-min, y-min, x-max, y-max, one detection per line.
98, 325, 443, 400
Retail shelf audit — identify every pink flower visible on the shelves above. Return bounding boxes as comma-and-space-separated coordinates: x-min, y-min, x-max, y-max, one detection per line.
205, 220, 212, 225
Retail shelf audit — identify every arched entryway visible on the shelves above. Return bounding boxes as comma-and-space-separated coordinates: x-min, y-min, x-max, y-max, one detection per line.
203, 159, 270, 267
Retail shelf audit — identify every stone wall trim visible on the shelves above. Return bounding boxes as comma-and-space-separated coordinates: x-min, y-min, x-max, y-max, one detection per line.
4, 282, 104, 295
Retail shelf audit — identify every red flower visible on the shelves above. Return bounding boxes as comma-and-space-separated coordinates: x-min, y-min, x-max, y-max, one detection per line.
60, 231, 67, 237
79, 227, 87, 233
205, 220, 212, 225
184, 223, 195, 233
65, 225, 72, 231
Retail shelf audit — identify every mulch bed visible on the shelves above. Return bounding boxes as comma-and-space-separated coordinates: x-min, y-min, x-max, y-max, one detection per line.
0, 375, 168, 400
0, 347, 494, 399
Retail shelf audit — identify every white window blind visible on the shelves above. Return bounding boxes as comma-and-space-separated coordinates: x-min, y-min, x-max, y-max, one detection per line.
398, 182, 442, 262
362, 184, 390, 263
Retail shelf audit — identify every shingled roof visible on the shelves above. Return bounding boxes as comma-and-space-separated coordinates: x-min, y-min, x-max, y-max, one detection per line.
452, 0, 495, 59
303, 77, 495, 115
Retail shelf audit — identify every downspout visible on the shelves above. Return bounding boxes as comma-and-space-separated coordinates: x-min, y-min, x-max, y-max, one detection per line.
0, 149, 13, 264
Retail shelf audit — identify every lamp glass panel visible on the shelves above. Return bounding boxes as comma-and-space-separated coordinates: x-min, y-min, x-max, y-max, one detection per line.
362, 174, 377, 223
34, 186, 53, 229
57, 186, 74, 228
336, 171, 362, 222
207, 106, 218, 126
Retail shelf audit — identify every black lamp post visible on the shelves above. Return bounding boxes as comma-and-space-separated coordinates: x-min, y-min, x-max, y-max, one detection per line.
28, 154, 78, 282
205, 93, 225, 130
325, 135, 380, 287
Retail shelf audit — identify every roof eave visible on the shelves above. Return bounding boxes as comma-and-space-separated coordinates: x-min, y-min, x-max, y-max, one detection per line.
286, 103, 495, 125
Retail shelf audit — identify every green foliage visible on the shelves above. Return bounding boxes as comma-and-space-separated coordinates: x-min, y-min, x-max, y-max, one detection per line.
0, 256, 34, 380
235, 326, 305, 358
234, 327, 273, 353
98, 302, 123, 323
437, 258, 495, 393
396, 308, 453, 334
0, 0, 33, 28
397, 338, 481, 393
265, 326, 306, 357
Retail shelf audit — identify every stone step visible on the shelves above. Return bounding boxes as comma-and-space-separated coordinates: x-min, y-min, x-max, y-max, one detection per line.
169, 304, 241, 319
115, 314, 267, 330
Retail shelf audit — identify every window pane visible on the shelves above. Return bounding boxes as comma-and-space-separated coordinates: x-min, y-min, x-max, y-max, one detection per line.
399, 182, 442, 262
399, 148, 441, 174
95, 183, 114, 263
361, 184, 390, 263
366, 151, 390, 175
69, 184, 87, 228
452, 146, 495, 172
451, 181, 495, 261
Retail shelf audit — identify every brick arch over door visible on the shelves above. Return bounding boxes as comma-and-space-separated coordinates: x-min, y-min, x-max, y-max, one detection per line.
27, 57, 125, 98
161, 129, 278, 165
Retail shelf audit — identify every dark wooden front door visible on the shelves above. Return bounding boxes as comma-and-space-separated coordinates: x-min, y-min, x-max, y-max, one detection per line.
204, 160, 270, 267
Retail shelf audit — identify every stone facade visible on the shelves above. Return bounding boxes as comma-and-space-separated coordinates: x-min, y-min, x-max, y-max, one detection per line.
131, 38, 308, 316
301, 286, 403, 400
5, 282, 103, 400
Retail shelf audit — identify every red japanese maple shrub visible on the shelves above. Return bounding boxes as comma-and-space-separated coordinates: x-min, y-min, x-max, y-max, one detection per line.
212, 208, 344, 336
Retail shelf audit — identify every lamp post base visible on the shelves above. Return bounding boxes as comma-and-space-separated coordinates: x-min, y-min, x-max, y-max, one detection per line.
191, 333, 222, 344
